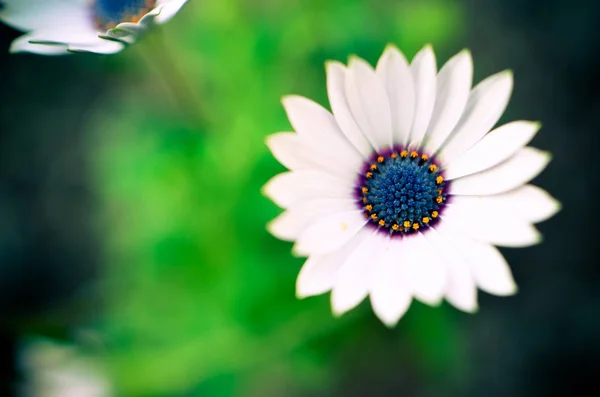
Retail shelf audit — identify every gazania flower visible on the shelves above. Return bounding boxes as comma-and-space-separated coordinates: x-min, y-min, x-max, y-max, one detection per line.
0, 0, 188, 55
264, 45, 560, 327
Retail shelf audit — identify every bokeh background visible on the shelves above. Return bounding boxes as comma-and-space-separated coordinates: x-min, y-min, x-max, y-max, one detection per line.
1, 0, 598, 395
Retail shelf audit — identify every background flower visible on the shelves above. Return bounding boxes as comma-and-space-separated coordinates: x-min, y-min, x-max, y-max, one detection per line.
17, 337, 112, 397
0, 0, 188, 54
0, 0, 596, 396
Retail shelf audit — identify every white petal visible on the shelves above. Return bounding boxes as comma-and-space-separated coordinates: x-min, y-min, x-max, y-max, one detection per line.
9, 34, 68, 55
326, 61, 373, 158
266, 133, 309, 171
66, 39, 125, 54
265, 133, 355, 179
423, 50, 473, 154
293, 210, 367, 256
369, 239, 412, 327
401, 232, 446, 305
408, 45, 437, 148
155, 0, 188, 23
456, 185, 561, 224
101, 23, 151, 45
444, 121, 541, 180
0, 0, 89, 31
296, 231, 364, 298
282, 96, 331, 141
442, 197, 542, 247
345, 56, 393, 152
449, 147, 552, 196
19, 25, 100, 45
262, 170, 352, 209
267, 198, 357, 241
435, 221, 517, 296
424, 228, 478, 312
375, 44, 415, 147
439, 70, 513, 164
280, 96, 363, 170
331, 230, 379, 315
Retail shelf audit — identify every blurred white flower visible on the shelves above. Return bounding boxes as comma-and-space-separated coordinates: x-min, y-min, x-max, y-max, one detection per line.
0, 0, 188, 55
264, 45, 560, 327
18, 337, 112, 397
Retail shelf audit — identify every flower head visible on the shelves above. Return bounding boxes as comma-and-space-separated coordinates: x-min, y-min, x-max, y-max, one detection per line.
264, 45, 560, 327
18, 337, 112, 397
0, 0, 188, 55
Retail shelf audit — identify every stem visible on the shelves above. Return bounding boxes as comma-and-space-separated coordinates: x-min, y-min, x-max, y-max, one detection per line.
137, 27, 208, 132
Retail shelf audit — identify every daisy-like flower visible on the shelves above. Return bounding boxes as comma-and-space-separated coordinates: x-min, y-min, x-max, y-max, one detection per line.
0, 0, 187, 55
18, 338, 112, 397
264, 45, 560, 327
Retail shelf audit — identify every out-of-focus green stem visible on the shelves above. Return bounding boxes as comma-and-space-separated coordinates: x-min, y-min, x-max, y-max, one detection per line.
138, 28, 208, 133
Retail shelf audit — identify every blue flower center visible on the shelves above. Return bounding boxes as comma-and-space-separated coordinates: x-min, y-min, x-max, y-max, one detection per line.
94, 0, 157, 30
357, 149, 448, 235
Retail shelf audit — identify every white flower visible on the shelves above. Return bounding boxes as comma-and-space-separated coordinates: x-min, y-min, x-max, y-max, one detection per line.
0, 0, 188, 55
264, 45, 560, 327
17, 338, 112, 397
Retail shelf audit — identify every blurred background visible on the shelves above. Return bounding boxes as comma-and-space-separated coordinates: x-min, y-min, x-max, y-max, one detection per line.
0, 0, 598, 395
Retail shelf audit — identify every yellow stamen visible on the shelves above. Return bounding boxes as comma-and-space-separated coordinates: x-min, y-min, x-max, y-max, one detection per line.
431, 211, 439, 218
365, 204, 373, 211
422, 217, 430, 224
421, 154, 429, 161
403, 220, 411, 228
370, 163, 378, 171
377, 156, 385, 163
392, 224, 400, 231
410, 151, 419, 158
436, 196, 443, 204
362, 197, 367, 203
412, 223, 420, 230
429, 164, 437, 172
400, 150, 408, 158
371, 214, 378, 220
391, 153, 397, 159
362, 187, 369, 194
436, 175, 444, 184
378, 219, 385, 227
366, 172, 373, 178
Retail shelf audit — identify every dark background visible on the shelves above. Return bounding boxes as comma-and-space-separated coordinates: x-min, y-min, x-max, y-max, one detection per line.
1, 0, 599, 395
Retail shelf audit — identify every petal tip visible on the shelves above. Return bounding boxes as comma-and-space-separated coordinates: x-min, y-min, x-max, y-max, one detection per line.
380, 318, 400, 328
530, 121, 542, 131
291, 243, 307, 257
325, 59, 345, 71
265, 218, 279, 236
264, 132, 282, 149
464, 302, 480, 314
347, 54, 363, 67
382, 43, 401, 56
330, 299, 345, 318
553, 199, 563, 215
280, 95, 298, 107
295, 286, 311, 300
505, 283, 519, 296
422, 43, 434, 52
502, 69, 514, 79
384, 42, 399, 51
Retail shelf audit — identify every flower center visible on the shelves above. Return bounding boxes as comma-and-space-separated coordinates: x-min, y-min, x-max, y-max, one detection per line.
357, 149, 448, 235
94, 0, 157, 30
